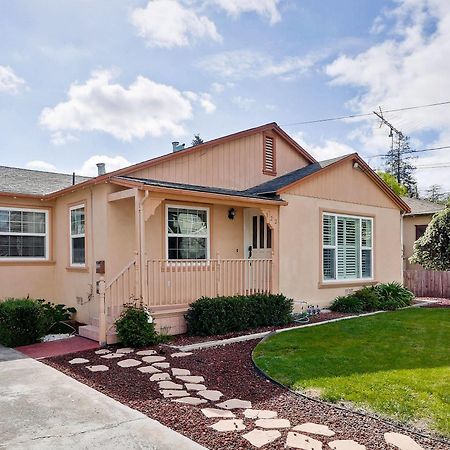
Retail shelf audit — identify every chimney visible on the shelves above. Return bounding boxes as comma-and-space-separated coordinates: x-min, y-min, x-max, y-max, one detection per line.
172, 141, 185, 152
96, 162, 106, 176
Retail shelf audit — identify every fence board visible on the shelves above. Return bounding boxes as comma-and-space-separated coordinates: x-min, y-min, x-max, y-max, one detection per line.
403, 270, 450, 298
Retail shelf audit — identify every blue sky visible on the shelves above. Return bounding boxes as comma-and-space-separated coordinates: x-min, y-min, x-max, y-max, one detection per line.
1, 0, 449, 193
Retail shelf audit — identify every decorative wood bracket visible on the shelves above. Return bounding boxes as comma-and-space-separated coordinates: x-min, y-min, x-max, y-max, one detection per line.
143, 197, 163, 221
260, 207, 278, 230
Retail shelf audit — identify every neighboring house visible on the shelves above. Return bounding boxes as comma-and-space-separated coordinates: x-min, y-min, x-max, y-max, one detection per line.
401, 196, 445, 270
0, 123, 410, 343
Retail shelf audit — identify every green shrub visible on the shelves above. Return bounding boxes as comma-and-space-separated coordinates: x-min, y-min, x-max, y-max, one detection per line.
375, 282, 414, 310
38, 300, 77, 333
330, 295, 364, 313
353, 286, 380, 312
185, 293, 293, 336
115, 305, 158, 348
0, 299, 47, 347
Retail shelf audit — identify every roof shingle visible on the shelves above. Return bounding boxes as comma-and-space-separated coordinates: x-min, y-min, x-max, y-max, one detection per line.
402, 197, 445, 216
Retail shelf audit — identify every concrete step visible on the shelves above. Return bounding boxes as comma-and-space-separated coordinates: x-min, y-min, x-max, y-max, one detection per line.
78, 324, 119, 345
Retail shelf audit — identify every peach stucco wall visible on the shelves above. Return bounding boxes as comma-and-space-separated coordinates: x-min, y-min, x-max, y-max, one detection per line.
128, 132, 310, 190
403, 214, 433, 270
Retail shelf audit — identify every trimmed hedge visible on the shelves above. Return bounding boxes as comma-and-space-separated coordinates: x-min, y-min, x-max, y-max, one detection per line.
330, 282, 414, 314
115, 305, 158, 348
185, 293, 293, 336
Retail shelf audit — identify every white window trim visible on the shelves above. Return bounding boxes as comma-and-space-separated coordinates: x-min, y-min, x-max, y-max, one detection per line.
0, 206, 49, 261
165, 204, 210, 261
322, 212, 374, 283
69, 204, 86, 267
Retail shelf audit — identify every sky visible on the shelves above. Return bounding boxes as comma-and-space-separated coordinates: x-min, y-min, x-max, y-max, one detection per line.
1, 0, 450, 194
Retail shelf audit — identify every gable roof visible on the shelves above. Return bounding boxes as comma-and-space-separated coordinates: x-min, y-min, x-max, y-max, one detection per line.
0, 165, 90, 196
402, 197, 446, 216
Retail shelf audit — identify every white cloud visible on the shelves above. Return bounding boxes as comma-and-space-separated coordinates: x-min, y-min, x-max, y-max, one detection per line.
198, 50, 324, 80
208, 0, 281, 24
131, 0, 221, 48
232, 95, 255, 110
325, 0, 450, 191
79, 155, 131, 176
50, 131, 78, 146
26, 160, 57, 172
39, 69, 204, 141
183, 90, 216, 113
0, 65, 27, 94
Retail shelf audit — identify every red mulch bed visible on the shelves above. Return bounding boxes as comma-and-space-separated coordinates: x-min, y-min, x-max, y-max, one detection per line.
44, 338, 448, 449
419, 298, 450, 308
169, 311, 351, 346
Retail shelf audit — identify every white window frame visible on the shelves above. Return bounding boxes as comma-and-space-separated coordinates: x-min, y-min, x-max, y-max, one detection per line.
165, 204, 210, 261
69, 204, 86, 267
0, 207, 49, 261
322, 212, 374, 283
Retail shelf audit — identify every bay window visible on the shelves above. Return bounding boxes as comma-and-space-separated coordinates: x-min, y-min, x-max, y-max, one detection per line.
322, 213, 373, 281
70, 205, 85, 266
167, 206, 209, 260
0, 208, 48, 259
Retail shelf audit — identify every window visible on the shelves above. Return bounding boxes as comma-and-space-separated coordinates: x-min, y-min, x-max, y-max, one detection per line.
0, 208, 48, 259
322, 213, 373, 281
70, 205, 85, 266
415, 224, 427, 240
263, 134, 276, 175
167, 206, 209, 260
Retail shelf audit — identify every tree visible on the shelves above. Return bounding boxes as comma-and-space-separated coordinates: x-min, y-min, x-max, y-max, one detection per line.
410, 207, 450, 270
192, 134, 204, 146
377, 171, 408, 196
425, 184, 445, 203
383, 135, 417, 197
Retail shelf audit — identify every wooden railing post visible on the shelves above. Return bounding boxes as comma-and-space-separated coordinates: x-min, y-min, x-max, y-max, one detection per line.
98, 277, 107, 346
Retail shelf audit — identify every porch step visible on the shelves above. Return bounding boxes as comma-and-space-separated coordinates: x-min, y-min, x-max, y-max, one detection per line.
78, 324, 118, 345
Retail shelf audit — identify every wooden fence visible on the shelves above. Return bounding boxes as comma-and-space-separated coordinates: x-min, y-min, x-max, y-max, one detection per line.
403, 270, 450, 298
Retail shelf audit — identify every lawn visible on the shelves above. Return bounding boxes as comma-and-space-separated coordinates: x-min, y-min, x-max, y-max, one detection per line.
253, 308, 450, 437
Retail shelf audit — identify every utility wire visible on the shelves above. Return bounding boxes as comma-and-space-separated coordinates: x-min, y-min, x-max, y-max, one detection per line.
362, 145, 450, 159
282, 100, 450, 126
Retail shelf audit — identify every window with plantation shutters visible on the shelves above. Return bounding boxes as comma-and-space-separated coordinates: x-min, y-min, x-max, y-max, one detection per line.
322, 213, 373, 281
263, 135, 276, 174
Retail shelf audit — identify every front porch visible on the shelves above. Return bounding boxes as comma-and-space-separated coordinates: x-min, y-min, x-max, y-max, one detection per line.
81, 178, 283, 344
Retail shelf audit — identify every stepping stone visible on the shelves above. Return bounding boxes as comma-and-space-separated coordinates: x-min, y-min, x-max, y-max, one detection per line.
95, 349, 111, 355
171, 368, 190, 376
293, 423, 335, 437
136, 349, 157, 356
185, 383, 207, 391
137, 365, 161, 374
198, 390, 223, 401
287, 432, 323, 449
201, 408, 236, 419
176, 375, 204, 383
328, 440, 366, 450
243, 429, 281, 448
158, 380, 184, 390
216, 398, 252, 410
116, 347, 134, 354
384, 433, 424, 450
86, 365, 109, 372
117, 359, 142, 368
153, 362, 170, 369
142, 356, 166, 364
160, 389, 190, 398
171, 352, 193, 358
255, 418, 291, 429
101, 353, 124, 359
150, 373, 171, 381
244, 409, 278, 419
210, 419, 245, 432
173, 397, 208, 406
69, 358, 89, 364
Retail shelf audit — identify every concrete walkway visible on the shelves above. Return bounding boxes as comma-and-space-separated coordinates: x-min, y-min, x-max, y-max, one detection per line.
0, 346, 207, 450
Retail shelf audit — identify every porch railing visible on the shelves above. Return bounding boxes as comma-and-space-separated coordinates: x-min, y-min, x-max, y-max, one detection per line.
145, 258, 273, 306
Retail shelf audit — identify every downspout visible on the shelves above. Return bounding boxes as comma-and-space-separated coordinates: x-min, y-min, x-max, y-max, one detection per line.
400, 211, 404, 282
138, 190, 149, 302
90, 186, 95, 315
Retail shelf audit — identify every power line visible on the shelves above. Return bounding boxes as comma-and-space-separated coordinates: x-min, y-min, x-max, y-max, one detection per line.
282, 100, 450, 126
362, 145, 450, 159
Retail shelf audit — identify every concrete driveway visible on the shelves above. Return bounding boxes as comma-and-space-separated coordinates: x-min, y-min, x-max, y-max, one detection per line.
0, 346, 207, 450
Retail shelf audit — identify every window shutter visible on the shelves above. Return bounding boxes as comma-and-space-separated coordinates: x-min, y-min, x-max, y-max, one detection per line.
337, 217, 359, 279
264, 136, 275, 173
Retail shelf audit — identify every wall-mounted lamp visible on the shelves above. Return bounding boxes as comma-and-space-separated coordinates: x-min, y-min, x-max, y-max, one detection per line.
228, 208, 236, 220
353, 162, 360, 170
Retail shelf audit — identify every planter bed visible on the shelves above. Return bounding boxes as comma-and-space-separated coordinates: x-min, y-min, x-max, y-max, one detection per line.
44, 338, 447, 450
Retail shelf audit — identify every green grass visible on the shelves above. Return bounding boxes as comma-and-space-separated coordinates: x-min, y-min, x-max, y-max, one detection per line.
253, 308, 450, 436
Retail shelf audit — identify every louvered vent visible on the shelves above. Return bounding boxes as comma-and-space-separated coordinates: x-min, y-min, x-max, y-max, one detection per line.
264, 136, 275, 173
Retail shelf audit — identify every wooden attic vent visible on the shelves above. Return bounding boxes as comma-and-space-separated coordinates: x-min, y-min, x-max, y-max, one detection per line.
263, 134, 276, 175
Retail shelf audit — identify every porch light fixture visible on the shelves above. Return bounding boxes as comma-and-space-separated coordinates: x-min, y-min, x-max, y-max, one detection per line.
228, 208, 236, 220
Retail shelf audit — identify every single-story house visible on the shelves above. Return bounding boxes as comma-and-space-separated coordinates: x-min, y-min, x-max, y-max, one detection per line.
0, 123, 410, 343
401, 196, 445, 270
